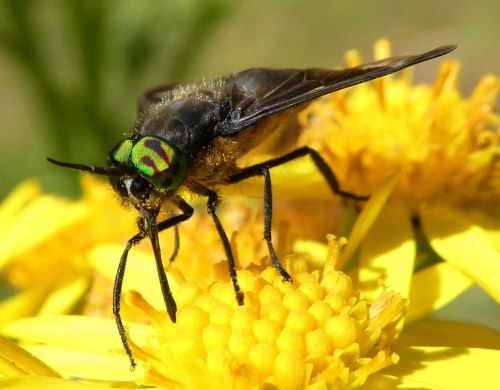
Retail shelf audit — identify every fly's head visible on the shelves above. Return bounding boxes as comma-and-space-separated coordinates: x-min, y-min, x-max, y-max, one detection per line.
108, 134, 188, 213
48, 134, 188, 216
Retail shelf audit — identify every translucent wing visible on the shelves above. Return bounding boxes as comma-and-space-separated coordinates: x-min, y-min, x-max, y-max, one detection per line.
218, 45, 456, 134
137, 45, 456, 134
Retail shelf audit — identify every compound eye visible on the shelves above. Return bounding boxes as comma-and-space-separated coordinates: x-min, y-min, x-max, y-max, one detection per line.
109, 139, 133, 166
131, 136, 187, 191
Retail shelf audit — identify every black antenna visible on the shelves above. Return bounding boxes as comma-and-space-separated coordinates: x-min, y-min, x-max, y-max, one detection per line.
47, 158, 123, 177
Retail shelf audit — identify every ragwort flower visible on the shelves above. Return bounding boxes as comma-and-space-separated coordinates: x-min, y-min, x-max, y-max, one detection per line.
2, 229, 408, 389
1, 178, 499, 389
295, 39, 500, 313
1, 40, 499, 389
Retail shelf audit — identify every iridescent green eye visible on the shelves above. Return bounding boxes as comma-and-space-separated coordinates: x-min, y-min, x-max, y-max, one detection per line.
112, 139, 133, 164
131, 136, 187, 190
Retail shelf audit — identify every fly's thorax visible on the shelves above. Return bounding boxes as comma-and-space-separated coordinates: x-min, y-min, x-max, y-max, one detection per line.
107, 134, 188, 210
135, 90, 231, 160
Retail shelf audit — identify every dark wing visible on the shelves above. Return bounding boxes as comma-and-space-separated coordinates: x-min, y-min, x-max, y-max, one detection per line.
217, 45, 456, 135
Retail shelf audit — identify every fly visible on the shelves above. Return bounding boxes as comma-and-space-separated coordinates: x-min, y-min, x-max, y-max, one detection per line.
48, 44, 456, 368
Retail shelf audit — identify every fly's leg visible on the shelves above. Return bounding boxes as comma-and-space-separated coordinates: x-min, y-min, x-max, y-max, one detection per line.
226, 146, 368, 281
167, 212, 180, 263
262, 166, 292, 281
204, 189, 244, 305
113, 200, 193, 370
113, 226, 145, 371
154, 200, 194, 321
229, 146, 367, 200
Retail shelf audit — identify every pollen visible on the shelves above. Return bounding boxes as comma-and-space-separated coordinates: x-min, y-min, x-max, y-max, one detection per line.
128, 238, 406, 389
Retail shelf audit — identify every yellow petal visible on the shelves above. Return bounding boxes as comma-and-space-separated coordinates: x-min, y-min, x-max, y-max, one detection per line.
0, 196, 87, 268
0, 288, 50, 327
365, 373, 439, 389
0, 180, 41, 224
339, 170, 400, 269
399, 319, 500, 349
2, 316, 154, 355
293, 239, 329, 269
0, 335, 61, 377
25, 345, 142, 382
464, 209, 500, 251
406, 262, 472, 323
87, 244, 178, 310
381, 346, 500, 389
37, 276, 90, 316
0, 376, 110, 389
420, 203, 500, 302
359, 201, 415, 301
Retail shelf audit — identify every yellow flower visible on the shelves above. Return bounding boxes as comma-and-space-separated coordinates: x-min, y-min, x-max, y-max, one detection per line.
294, 39, 500, 308
119, 237, 406, 389
0, 177, 408, 387
2, 204, 500, 389
0, 219, 408, 388
1, 40, 500, 388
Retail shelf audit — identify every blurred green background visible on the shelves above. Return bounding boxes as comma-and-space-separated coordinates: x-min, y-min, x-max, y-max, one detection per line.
0, 0, 499, 330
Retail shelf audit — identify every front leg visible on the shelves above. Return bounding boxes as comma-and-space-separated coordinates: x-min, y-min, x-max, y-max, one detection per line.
154, 199, 194, 322
113, 220, 147, 371
113, 199, 194, 370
